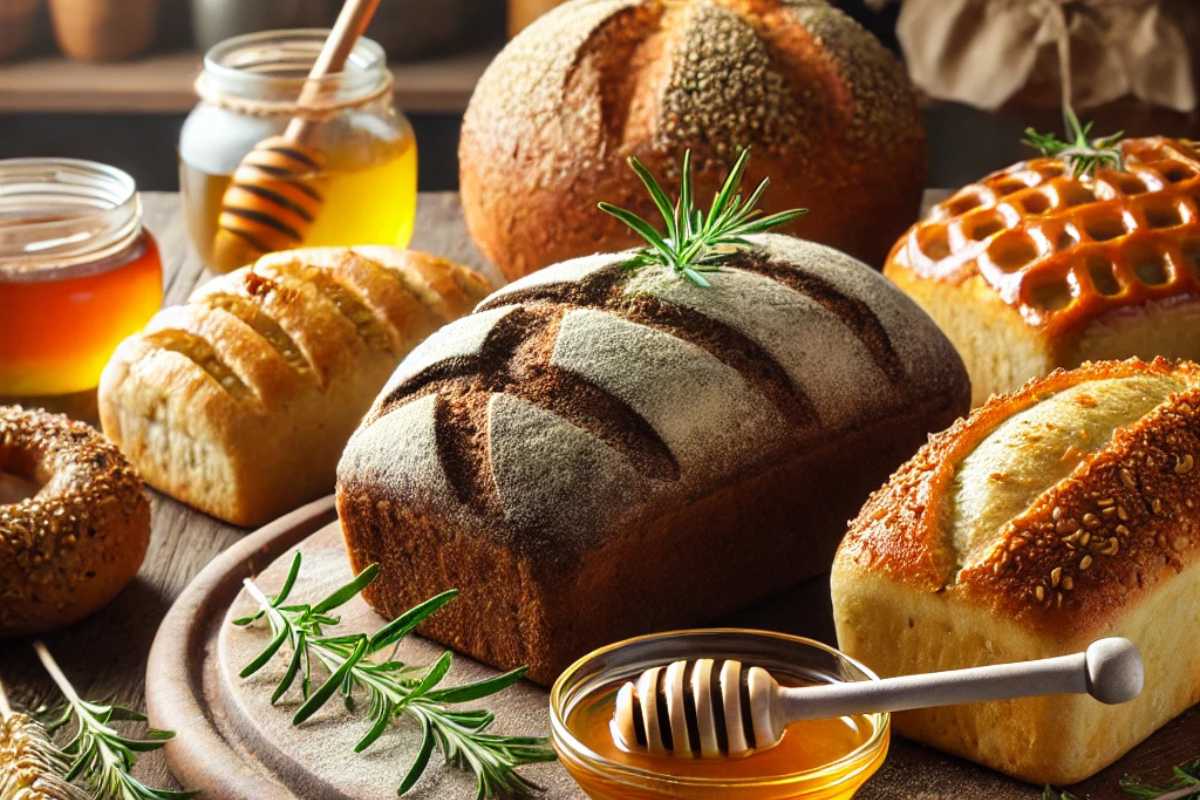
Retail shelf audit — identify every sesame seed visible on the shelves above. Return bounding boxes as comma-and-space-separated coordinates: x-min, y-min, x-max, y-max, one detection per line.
1050, 566, 1062, 587
1083, 513, 1099, 528
1101, 537, 1119, 556
1121, 469, 1136, 489
1151, 499, 1163, 515
1035, 585, 1046, 602
1176, 454, 1194, 474
1116, 524, 1131, 536
1097, 497, 1115, 507
1062, 575, 1074, 590
1080, 555, 1094, 570
1118, 506, 1130, 521
1080, 531, 1091, 546
1052, 506, 1064, 520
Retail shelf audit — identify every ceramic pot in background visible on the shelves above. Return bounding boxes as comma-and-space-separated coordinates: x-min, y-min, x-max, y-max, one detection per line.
190, 0, 327, 52
49, 0, 160, 61
0, 0, 41, 61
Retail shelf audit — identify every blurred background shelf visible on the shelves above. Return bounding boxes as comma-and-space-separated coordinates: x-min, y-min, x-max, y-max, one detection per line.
0, 47, 497, 114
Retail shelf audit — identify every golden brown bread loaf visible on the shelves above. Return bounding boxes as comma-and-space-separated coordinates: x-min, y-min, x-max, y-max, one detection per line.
460, 0, 926, 281
99, 247, 490, 527
337, 233, 969, 685
0, 406, 150, 636
832, 357, 1200, 784
886, 137, 1200, 406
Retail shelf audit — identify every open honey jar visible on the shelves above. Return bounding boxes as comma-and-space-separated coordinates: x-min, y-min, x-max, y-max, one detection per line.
0, 159, 162, 418
551, 629, 889, 800
180, 30, 417, 273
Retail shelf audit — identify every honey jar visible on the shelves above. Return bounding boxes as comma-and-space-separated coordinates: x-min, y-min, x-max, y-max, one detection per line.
180, 29, 418, 273
0, 159, 163, 418
551, 629, 890, 800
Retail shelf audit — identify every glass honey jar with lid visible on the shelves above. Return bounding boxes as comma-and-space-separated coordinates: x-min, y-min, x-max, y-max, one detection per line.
180, 29, 418, 273
0, 158, 163, 419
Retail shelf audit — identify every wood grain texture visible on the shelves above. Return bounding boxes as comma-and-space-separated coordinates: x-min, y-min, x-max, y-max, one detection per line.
2, 191, 1195, 799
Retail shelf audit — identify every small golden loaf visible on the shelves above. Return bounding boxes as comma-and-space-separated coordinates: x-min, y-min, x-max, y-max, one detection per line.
99, 247, 490, 526
460, 0, 925, 280
886, 137, 1200, 405
832, 358, 1200, 784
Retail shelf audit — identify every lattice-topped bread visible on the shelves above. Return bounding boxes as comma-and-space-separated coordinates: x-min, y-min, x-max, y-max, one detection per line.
99, 247, 491, 526
336, 233, 969, 684
886, 137, 1200, 405
832, 357, 1200, 784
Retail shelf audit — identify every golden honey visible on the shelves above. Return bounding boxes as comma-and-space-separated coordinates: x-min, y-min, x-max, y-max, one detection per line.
567, 680, 878, 795
181, 134, 418, 272
180, 30, 418, 273
0, 159, 163, 417
551, 630, 891, 800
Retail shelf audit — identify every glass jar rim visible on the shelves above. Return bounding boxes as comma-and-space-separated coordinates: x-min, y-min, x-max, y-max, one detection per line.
199, 29, 389, 107
549, 628, 891, 791
0, 157, 143, 277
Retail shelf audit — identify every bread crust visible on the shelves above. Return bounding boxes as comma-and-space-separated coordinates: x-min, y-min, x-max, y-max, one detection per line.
98, 248, 490, 527
832, 357, 1200, 782
460, 0, 925, 280
338, 234, 970, 683
885, 137, 1200, 402
0, 406, 150, 636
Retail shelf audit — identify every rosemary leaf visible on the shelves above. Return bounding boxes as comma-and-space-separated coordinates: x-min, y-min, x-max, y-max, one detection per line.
599, 147, 807, 287
1024, 105, 1124, 180
236, 554, 555, 798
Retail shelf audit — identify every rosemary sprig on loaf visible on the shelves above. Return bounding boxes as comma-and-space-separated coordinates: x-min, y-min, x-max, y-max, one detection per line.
599, 148, 807, 287
1024, 106, 1124, 179
235, 552, 556, 798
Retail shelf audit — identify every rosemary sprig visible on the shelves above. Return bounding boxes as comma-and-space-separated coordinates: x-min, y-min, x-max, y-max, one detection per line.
32, 642, 192, 800
598, 148, 807, 287
236, 553, 556, 799
1043, 758, 1200, 800
1024, 106, 1124, 179
0, 675, 89, 800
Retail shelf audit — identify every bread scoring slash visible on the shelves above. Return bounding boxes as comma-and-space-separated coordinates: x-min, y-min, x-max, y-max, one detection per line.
337, 233, 970, 685
832, 357, 1200, 784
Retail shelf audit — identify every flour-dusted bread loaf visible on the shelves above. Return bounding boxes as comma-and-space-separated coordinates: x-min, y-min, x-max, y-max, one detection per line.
99, 247, 491, 527
832, 358, 1200, 785
337, 234, 969, 684
886, 137, 1200, 406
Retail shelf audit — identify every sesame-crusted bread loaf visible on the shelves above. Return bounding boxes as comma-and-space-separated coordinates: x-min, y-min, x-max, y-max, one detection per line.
832, 357, 1200, 785
0, 406, 149, 636
886, 138, 1200, 406
459, 0, 925, 281
337, 233, 969, 685
99, 247, 491, 527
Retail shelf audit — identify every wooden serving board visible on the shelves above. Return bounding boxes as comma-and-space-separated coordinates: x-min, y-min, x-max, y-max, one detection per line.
145, 498, 1200, 800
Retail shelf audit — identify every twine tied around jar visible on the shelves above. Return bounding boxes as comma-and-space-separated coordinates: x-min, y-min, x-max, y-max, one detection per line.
193, 69, 395, 120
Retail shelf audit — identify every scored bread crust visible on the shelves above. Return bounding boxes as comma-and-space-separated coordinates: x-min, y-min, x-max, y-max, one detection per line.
98, 248, 490, 527
832, 357, 1200, 784
460, 0, 925, 279
337, 233, 970, 684
885, 138, 1200, 404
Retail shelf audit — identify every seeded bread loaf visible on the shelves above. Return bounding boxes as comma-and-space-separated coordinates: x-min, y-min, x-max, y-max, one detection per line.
336, 233, 969, 685
460, 0, 925, 280
99, 247, 490, 526
832, 358, 1200, 784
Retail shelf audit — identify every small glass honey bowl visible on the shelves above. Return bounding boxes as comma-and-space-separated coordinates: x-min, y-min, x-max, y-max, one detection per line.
550, 629, 890, 800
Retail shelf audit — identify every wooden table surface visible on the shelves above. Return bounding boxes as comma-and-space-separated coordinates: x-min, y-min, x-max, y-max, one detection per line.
0, 191, 501, 792
2, 191, 1196, 799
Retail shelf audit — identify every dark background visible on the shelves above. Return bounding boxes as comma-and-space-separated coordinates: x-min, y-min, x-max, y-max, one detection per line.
1, 0, 1197, 192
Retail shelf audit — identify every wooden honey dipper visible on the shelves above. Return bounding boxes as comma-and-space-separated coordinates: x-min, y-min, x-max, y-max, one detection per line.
211, 0, 381, 269
611, 638, 1143, 758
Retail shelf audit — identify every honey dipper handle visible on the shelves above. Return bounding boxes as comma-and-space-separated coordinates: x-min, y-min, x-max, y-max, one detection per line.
285, 0, 382, 142
776, 638, 1143, 723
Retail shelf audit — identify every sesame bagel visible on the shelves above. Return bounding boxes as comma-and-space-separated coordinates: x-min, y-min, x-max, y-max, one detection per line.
831, 357, 1200, 784
0, 406, 150, 636
459, 0, 926, 280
